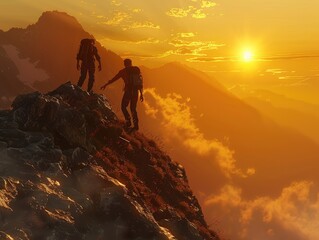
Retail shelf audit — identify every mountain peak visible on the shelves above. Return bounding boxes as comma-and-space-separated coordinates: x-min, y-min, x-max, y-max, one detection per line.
161, 61, 185, 69
0, 82, 219, 240
35, 10, 84, 30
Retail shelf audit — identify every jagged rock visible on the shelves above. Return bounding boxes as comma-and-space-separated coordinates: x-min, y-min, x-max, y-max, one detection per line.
0, 82, 219, 240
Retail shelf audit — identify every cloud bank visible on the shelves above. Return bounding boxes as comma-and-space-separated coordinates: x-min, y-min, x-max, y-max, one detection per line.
204, 181, 319, 239
144, 88, 254, 179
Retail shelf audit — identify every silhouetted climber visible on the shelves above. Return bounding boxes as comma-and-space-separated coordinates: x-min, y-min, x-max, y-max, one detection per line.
101, 59, 144, 131
77, 38, 101, 92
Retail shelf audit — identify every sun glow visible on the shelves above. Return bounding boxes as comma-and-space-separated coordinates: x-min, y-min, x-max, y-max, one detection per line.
242, 50, 254, 62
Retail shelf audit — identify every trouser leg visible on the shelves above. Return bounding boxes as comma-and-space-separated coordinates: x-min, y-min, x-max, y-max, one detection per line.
77, 64, 88, 87
121, 91, 131, 126
130, 90, 139, 129
87, 65, 95, 92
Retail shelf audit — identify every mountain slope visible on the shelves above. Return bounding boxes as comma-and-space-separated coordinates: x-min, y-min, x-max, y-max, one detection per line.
244, 96, 319, 143
0, 11, 123, 93
0, 82, 219, 240
228, 87, 319, 143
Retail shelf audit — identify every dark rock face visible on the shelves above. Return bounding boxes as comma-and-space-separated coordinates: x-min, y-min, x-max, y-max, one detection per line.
0, 82, 219, 240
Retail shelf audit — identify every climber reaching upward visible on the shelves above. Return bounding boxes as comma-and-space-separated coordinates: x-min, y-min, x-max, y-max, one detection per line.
101, 59, 143, 131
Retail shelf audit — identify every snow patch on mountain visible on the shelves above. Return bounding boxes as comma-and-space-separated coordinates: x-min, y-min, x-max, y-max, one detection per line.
2, 44, 49, 87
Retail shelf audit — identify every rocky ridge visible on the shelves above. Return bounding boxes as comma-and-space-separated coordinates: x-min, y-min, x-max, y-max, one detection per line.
0, 82, 219, 240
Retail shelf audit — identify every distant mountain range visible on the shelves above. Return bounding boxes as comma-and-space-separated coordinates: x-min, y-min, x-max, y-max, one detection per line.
231, 87, 319, 143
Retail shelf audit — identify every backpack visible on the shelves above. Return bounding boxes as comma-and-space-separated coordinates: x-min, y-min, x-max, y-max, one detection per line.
77, 39, 94, 62
129, 66, 143, 90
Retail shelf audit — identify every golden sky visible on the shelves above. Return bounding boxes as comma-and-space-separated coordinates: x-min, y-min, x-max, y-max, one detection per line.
2, 1, 319, 240
2, 0, 319, 64
2, 0, 319, 104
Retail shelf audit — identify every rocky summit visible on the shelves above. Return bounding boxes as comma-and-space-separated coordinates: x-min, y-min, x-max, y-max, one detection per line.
0, 82, 219, 240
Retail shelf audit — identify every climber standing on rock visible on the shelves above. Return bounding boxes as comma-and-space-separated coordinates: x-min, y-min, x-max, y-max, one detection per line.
100, 59, 144, 131
76, 38, 102, 92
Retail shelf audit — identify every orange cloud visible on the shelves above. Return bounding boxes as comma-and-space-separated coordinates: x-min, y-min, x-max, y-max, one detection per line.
168, 32, 224, 53
177, 32, 196, 38
204, 181, 319, 240
102, 15, 160, 30
96, 5, 160, 33
143, 101, 158, 118
265, 68, 292, 75
192, 9, 207, 19
144, 88, 254, 178
166, 1, 216, 18
132, 8, 142, 13
187, 56, 234, 62
100, 37, 159, 45
166, 7, 194, 18
201, 1, 217, 8
111, 0, 122, 7
127, 21, 160, 30
159, 48, 205, 58
151, 33, 224, 59
205, 184, 242, 207
101, 11, 129, 25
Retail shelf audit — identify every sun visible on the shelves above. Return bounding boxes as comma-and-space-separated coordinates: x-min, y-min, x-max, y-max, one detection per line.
242, 50, 254, 62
